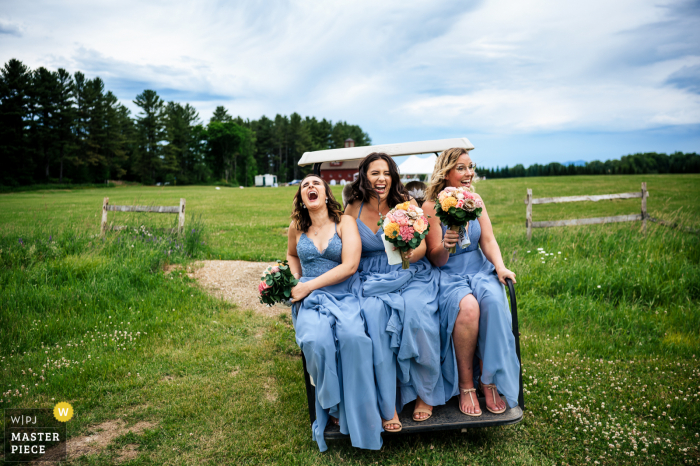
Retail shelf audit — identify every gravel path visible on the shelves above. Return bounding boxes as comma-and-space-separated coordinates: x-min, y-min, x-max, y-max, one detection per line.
190, 260, 290, 318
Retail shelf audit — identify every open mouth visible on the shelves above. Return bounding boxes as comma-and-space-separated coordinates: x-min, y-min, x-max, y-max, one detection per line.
308, 191, 318, 201
460, 179, 472, 187
374, 184, 387, 195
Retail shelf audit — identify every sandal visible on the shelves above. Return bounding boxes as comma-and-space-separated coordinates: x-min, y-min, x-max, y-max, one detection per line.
459, 387, 482, 417
479, 379, 507, 414
412, 407, 433, 422
382, 417, 402, 433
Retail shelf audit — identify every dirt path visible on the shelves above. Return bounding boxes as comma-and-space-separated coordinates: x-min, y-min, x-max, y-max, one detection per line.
189, 260, 290, 317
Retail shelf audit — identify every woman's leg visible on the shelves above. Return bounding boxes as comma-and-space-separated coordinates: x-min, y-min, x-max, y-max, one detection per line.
453, 293, 481, 414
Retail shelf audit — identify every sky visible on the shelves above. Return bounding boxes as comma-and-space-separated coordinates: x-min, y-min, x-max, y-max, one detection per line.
1, 0, 699, 167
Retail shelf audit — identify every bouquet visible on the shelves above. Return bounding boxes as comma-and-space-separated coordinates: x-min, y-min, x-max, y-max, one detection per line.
258, 260, 299, 306
434, 187, 484, 253
380, 201, 430, 269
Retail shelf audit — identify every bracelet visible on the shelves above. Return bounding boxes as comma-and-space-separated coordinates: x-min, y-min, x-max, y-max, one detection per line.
441, 239, 450, 251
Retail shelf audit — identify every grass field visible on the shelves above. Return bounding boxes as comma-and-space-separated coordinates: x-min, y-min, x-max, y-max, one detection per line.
1, 174, 699, 465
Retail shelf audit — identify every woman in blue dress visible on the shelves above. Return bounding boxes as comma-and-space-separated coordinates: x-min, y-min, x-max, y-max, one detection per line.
423, 147, 520, 416
344, 153, 445, 432
287, 174, 382, 451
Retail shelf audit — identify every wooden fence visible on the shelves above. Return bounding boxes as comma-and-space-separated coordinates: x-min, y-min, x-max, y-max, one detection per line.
525, 182, 649, 240
100, 197, 186, 236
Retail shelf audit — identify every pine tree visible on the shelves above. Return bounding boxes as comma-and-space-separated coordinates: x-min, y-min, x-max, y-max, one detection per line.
133, 90, 165, 183
0, 59, 33, 185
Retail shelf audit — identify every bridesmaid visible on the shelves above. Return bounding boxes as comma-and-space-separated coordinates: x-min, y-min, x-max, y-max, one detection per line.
345, 152, 444, 432
287, 174, 382, 451
424, 147, 520, 415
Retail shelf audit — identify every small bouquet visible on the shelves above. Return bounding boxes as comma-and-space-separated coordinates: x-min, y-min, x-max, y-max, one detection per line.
380, 201, 430, 269
258, 260, 299, 306
434, 187, 484, 253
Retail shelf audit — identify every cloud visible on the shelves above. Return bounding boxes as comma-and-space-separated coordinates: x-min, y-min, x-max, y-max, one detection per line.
0, 0, 698, 164
0, 19, 23, 36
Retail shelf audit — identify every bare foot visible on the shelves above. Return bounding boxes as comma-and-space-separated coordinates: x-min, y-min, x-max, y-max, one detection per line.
383, 410, 401, 431
413, 396, 433, 421
459, 386, 481, 415
330, 416, 339, 426
480, 381, 507, 413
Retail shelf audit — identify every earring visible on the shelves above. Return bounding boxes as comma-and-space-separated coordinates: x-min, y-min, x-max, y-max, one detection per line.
302, 204, 306, 209
325, 198, 328, 204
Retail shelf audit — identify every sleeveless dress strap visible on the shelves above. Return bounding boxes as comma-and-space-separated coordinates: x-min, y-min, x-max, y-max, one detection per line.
358, 202, 364, 216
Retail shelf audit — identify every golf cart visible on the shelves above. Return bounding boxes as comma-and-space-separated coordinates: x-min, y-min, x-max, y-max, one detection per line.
296, 138, 524, 437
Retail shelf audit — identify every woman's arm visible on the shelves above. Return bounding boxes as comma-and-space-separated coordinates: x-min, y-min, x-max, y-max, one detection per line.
291, 216, 361, 302
424, 200, 451, 267
478, 204, 517, 284
286, 221, 302, 280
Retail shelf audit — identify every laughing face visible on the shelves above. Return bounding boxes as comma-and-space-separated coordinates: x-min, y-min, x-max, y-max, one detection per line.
446, 152, 476, 190
366, 159, 392, 201
300, 176, 326, 209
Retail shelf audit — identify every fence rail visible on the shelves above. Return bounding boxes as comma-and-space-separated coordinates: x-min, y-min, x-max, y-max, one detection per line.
525, 183, 648, 240
100, 197, 186, 236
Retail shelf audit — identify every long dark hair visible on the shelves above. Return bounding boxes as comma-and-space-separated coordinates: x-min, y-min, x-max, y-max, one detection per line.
291, 174, 343, 233
348, 152, 410, 207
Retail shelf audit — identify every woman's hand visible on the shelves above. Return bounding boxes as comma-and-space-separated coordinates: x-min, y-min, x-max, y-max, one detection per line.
291, 282, 313, 302
443, 228, 459, 250
496, 266, 516, 285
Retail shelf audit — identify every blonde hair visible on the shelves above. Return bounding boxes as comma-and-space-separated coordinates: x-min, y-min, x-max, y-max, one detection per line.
426, 147, 470, 201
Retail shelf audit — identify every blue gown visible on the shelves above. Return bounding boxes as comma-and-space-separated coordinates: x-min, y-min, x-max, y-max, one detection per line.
292, 225, 383, 451
438, 219, 521, 408
355, 203, 445, 419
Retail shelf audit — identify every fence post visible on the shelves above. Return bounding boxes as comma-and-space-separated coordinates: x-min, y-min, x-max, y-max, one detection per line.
526, 189, 533, 241
178, 198, 186, 235
101, 197, 109, 237
641, 182, 647, 235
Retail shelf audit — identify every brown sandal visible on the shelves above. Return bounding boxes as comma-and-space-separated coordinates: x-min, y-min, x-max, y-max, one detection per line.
479, 379, 507, 414
459, 387, 482, 417
382, 417, 402, 433
412, 407, 433, 422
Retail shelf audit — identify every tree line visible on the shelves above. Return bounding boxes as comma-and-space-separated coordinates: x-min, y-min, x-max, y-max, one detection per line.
0, 58, 371, 187
478, 152, 700, 179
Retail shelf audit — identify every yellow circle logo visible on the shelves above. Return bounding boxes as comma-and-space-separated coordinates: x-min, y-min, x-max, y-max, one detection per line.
53, 402, 74, 422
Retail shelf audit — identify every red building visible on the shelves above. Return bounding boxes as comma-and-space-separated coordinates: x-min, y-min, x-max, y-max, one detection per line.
320, 139, 359, 183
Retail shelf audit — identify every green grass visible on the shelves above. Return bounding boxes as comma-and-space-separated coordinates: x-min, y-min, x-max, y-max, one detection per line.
0, 175, 699, 465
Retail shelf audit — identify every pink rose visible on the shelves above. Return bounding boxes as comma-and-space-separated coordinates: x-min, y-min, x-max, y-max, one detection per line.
393, 209, 409, 226
456, 199, 464, 209
399, 225, 414, 242
258, 281, 271, 295
270, 266, 280, 274
386, 213, 396, 223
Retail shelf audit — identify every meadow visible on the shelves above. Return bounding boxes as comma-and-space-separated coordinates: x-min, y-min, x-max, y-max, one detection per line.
0, 174, 698, 465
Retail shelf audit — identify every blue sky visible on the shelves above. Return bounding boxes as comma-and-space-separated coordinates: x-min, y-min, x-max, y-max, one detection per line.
1, 0, 699, 167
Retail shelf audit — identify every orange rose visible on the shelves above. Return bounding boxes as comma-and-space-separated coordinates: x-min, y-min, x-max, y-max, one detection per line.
441, 197, 458, 211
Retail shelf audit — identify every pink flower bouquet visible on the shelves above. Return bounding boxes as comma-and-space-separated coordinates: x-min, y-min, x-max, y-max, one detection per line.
258, 260, 298, 306
380, 201, 430, 269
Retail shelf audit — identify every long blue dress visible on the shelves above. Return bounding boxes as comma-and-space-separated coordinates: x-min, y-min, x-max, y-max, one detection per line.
355, 203, 445, 419
438, 219, 520, 408
292, 225, 383, 451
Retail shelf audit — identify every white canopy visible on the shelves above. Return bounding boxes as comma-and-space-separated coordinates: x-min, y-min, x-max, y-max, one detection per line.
398, 154, 437, 176
297, 137, 474, 166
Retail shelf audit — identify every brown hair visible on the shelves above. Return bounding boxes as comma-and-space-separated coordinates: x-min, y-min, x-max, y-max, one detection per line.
291, 174, 343, 233
426, 147, 470, 201
348, 152, 410, 207
404, 180, 428, 207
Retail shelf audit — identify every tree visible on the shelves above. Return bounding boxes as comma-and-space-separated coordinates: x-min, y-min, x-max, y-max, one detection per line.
133, 90, 165, 183
210, 105, 232, 123
164, 102, 200, 184
54, 69, 76, 182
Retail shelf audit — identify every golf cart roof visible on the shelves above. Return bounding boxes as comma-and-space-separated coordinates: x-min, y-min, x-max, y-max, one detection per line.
297, 137, 474, 167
